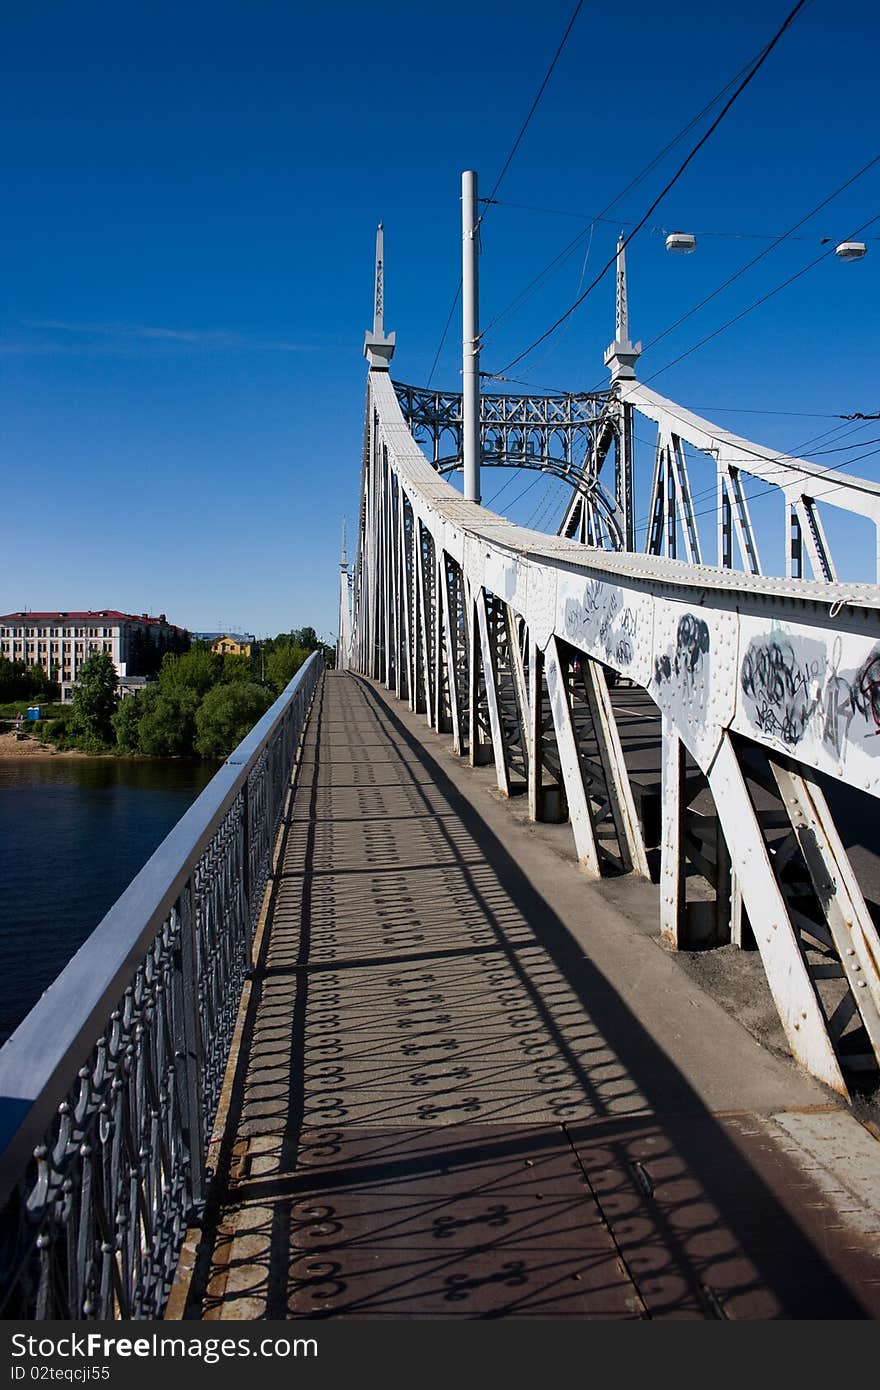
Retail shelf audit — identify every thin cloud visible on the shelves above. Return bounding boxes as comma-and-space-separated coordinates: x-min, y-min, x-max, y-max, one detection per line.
12, 320, 316, 353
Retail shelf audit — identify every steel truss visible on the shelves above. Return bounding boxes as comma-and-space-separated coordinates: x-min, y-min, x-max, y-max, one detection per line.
353, 367, 880, 1101
394, 380, 631, 549
624, 383, 880, 581
395, 375, 880, 583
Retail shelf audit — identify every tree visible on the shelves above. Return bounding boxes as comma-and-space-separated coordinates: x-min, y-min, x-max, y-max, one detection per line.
220, 652, 253, 684
194, 681, 273, 758
113, 691, 143, 751
158, 646, 221, 698
291, 626, 319, 652
137, 687, 200, 757
265, 642, 307, 694
0, 656, 56, 701
68, 652, 118, 748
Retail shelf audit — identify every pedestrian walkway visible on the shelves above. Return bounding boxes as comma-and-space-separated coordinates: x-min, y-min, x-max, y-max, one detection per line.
179, 672, 880, 1319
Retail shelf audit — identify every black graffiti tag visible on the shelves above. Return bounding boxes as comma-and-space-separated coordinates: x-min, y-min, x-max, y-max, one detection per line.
740, 639, 820, 746
653, 614, 710, 689
856, 652, 880, 734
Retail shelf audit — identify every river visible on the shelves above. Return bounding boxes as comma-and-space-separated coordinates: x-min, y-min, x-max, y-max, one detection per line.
0, 757, 219, 1043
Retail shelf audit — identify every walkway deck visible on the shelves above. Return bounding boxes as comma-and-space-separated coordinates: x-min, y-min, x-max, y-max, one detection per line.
178, 672, 880, 1320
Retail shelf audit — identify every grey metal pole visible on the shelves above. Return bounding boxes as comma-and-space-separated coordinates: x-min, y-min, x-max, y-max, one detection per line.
462, 170, 481, 503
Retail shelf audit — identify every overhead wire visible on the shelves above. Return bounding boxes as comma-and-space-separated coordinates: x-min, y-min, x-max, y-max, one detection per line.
481, 373, 863, 419
638, 155, 880, 361
628, 413, 877, 525
483, 397, 878, 530
480, 48, 769, 340
425, 0, 585, 386
634, 440, 880, 544
484, 195, 880, 243
629, 416, 880, 539
631, 210, 880, 385
491, 0, 812, 375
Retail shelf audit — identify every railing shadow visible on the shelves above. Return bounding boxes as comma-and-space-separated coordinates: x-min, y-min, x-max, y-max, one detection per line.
185, 672, 878, 1320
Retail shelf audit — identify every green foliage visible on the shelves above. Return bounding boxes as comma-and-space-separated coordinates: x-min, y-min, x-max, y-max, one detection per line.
194, 681, 273, 758
136, 687, 201, 757
265, 642, 308, 694
31, 715, 70, 746
220, 652, 253, 683
292, 626, 318, 651
112, 693, 143, 752
33, 618, 327, 759
67, 652, 118, 748
158, 646, 222, 698
0, 701, 65, 720
0, 656, 58, 702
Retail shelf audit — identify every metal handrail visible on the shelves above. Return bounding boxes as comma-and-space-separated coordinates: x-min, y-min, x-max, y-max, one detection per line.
0, 651, 323, 1317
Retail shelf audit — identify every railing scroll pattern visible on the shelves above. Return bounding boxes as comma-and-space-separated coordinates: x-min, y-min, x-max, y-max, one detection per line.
0, 652, 323, 1319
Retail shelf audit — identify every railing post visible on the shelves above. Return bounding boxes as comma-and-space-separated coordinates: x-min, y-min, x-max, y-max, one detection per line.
173, 884, 206, 1211
240, 779, 252, 969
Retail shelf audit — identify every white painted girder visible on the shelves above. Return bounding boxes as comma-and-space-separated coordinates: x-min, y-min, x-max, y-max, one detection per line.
365, 370, 880, 799
355, 367, 880, 1096
622, 381, 880, 525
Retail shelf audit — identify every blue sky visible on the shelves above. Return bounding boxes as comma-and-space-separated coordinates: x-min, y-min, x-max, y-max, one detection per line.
2, 0, 879, 640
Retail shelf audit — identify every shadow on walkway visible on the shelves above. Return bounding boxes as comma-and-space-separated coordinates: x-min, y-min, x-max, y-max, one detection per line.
179, 673, 880, 1320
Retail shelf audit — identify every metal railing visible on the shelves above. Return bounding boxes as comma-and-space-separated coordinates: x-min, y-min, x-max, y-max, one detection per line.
0, 652, 323, 1319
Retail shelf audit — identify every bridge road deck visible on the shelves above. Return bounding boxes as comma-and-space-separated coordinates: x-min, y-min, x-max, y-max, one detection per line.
177, 671, 880, 1320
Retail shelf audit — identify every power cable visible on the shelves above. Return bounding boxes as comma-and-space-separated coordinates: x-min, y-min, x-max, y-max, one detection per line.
633, 210, 880, 384
636, 440, 880, 541
480, 49, 767, 340
629, 418, 880, 537
483, 0, 585, 211
639, 155, 880, 359
485, 195, 880, 243
492, 0, 812, 375
425, 0, 585, 386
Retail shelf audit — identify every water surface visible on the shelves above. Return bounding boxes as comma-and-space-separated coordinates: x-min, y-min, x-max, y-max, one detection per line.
0, 757, 218, 1042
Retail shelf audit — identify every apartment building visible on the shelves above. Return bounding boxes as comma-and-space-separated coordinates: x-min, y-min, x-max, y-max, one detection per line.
0, 609, 188, 701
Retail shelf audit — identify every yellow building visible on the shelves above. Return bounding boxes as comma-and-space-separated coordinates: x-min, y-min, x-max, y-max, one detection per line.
193, 632, 254, 657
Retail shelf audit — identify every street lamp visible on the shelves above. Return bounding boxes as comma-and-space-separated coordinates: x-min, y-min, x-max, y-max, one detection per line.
665, 232, 697, 254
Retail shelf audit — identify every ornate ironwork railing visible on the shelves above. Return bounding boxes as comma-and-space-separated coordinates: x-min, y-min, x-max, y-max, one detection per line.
0, 652, 323, 1319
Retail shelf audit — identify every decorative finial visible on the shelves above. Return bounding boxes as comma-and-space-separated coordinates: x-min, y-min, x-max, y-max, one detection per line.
603, 235, 641, 383
364, 223, 396, 369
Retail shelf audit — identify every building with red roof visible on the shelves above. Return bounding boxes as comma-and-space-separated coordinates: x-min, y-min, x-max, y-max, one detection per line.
0, 609, 188, 701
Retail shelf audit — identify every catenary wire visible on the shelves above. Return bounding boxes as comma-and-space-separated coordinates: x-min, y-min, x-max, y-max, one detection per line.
425, 0, 585, 386
484, 195, 880, 242
628, 419, 880, 537
491, 0, 812, 375
480, 49, 768, 339
630, 211, 880, 385
638, 155, 880, 359
633, 441, 880, 543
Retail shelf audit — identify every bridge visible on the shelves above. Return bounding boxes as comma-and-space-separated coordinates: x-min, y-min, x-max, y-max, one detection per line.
2, 195, 880, 1320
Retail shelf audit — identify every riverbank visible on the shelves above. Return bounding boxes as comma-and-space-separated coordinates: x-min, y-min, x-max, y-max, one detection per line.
0, 730, 91, 759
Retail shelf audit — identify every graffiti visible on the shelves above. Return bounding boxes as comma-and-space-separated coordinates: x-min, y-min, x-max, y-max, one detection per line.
740, 638, 821, 747
856, 652, 880, 733
563, 578, 637, 669
652, 613, 711, 727
740, 635, 880, 755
